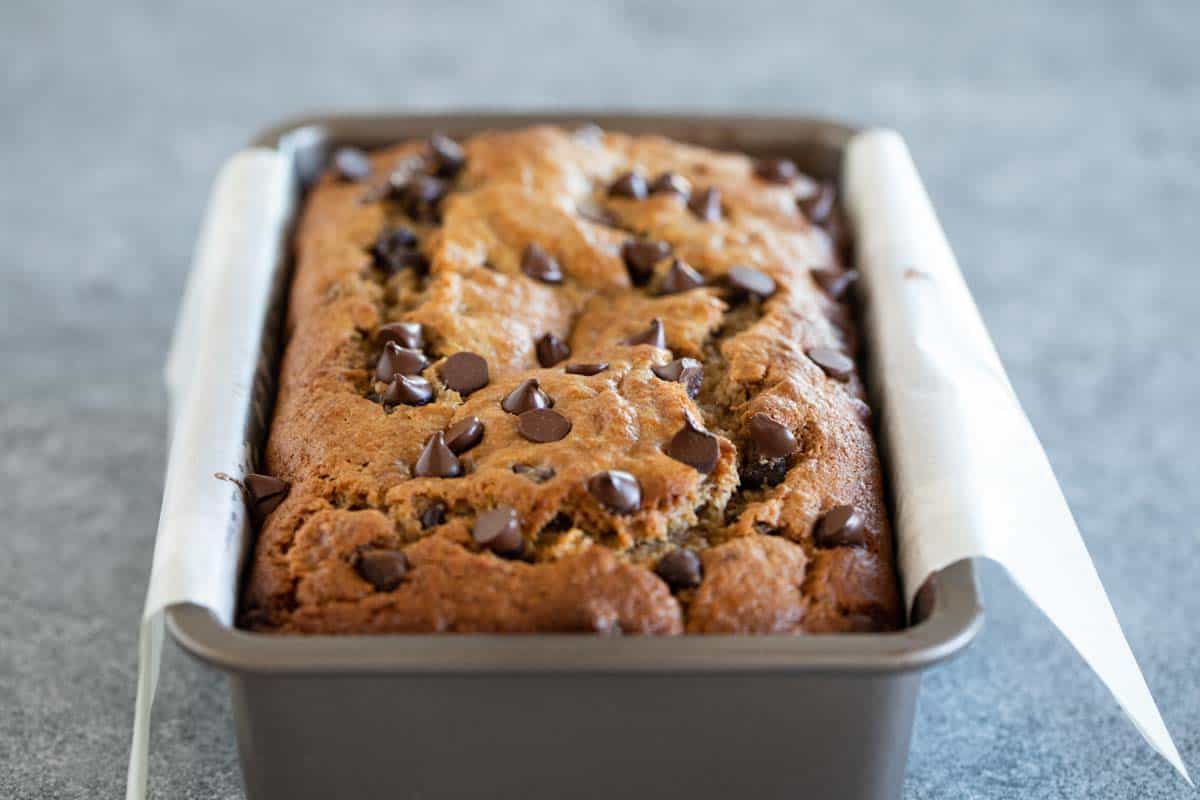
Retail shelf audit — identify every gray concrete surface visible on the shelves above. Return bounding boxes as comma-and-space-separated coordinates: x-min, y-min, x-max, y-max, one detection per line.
2, 1, 1197, 797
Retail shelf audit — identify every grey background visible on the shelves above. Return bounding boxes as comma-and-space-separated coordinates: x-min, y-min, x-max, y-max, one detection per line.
2, 0, 1197, 797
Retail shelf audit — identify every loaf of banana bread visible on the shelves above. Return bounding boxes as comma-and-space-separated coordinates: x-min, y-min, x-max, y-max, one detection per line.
239, 125, 901, 634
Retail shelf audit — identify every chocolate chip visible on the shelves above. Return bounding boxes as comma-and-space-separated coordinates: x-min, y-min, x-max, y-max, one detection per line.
811, 268, 858, 301
754, 158, 798, 184
807, 347, 855, 381
748, 413, 797, 459
741, 455, 789, 489
624, 318, 667, 349
649, 172, 690, 198
813, 505, 867, 548
376, 342, 430, 382
577, 205, 624, 228
244, 473, 289, 517
377, 321, 424, 350
382, 374, 434, 407
654, 549, 703, 590
517, 408, 572, 443
501, 378, 553, 415
521, 243, 564, 284
444, 416, 484, 454
620, 239, 672, 286
333, 147, 372, 182
396, 174, 448, 221
797, 182, 836, 225
652, 357, 703, 399
726, 266, 777, 300
688, 186, 721, 222
666, 418, 720, 473
658, 258, 705, 295
512, 463, 556, 483
371, 226, 425, 273
472, 506, 525, 557
565, 362, 609, 376
586, 470, 641, 514
420, 501, 446, 529
609, 170, 648, 199
414, 432, 462, 478
354, 548, 408, 591
536, 332, 571, 367
428, 133, 465, 177
440, 352, 490, 395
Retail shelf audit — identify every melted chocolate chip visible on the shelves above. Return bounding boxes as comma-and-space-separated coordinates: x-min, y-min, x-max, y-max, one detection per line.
811, 268, 858, 301
444, 416, 485, 454
742, 455, 789, 489
655, 549, 703, 590
428, 133, 465, 177
688, 186, 721, 222
501, 378, 553, 415
565, 362, 609, 376
748, 413, 798, 459
371, 226, 425, 273
536, 332, 571, 367
586, 470, 641, 514
658, 258, 705, 295
621, 239, 672, 286
420, 502, 447, 529
473, 506, 525, 557
813, 505, 867, 548
666, 418, 720, 473
333, 147, 372, 182
396, 174, 448, 221
382, 374, 434, 407
512, 463, 556, 483
649, 172, 690, 198
355, 548, 408, 590
754, 158, 798, 184
440, 352, 490, 395
624, 318, 667, 349
797, 182, 836, 224
244, 473, 289, 518
414, 432, 462, 478
376, 342, 430, 382
652, 358, 703, 399
609, 170, 648, 199
517, 408, 572, 443
807, 347, 855, 381
521, 243, 564, 284
726, 266, 777, 301
377, 321, 424, 350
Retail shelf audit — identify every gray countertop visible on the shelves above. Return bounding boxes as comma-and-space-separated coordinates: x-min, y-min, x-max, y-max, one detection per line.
2, 1, 1196, 797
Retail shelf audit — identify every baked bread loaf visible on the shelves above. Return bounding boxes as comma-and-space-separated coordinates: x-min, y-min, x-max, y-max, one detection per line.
239, 125, 901, 634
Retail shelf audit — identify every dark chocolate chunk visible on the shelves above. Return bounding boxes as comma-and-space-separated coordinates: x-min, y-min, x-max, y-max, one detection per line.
376, 342, 430, 382
501, 378, 553, 415
414, 432, 462, 478
811, 268, 858, 301
797, 182, 836, 224
652, 357, 703, 399
536, 332, 571, 367
741, 454, 789, 489
512, 463, 556, 483
620, 239, 672, 286
806, 346, 855, 382
813, 505, 867, 548
354, 548, 408, 591
377, 321, 424, 350
244, 473, 289, 517
472, 506, 525, 557
586, 470, 642, 514
440, 352, 490, 395
649, 171, 691, 198
565, 362, 609, 376
371, 226, 424, 273
688, 186, 722, 222
754, 158, 798, 184
428, 133, 465, 177
624, 318, 667, 349
517, 408, 572, 443
654, 549, 703, 590
333, 147, 372, 182
726, 265, 777, 301
420, 501, 447, 530
748, 413, 798, 459
609, 170, 648, 199
396, 174, 448, 221
382, 374, 434, 407
658, 258, 705, 295
444, 416, 485, 454
666, 418, 720, 474
521, 243, 564, 284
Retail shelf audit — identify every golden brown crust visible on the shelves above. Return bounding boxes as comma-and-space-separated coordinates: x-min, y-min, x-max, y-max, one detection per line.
240, 125, 901, 634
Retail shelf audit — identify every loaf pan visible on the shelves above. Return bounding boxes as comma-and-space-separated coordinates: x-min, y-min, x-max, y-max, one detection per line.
167, 112, 984, 800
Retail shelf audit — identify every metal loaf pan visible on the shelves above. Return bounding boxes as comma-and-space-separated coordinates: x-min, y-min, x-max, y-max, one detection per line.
168, 112, 984, 800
